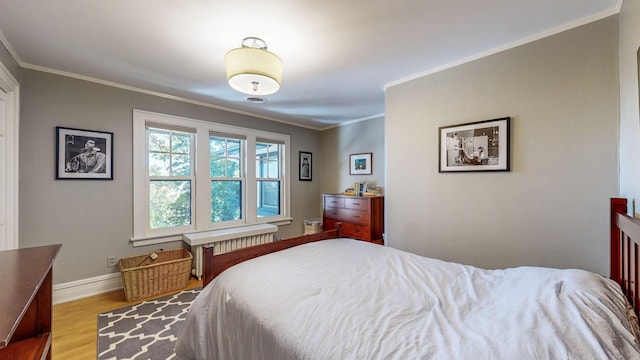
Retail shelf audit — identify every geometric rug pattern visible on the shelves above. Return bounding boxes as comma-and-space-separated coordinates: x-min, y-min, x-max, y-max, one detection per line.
97, 288, 201, 360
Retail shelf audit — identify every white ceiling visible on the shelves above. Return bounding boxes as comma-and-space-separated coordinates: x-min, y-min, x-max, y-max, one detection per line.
0, 0, 621, 130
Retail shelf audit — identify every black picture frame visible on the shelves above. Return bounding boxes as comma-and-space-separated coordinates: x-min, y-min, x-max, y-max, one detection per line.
299, 151, 312, 181
438, 117, 510, 173
56, 126, 114, 180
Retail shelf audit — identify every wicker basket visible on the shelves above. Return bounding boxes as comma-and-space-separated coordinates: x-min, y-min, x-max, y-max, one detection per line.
118, 248, 193, 302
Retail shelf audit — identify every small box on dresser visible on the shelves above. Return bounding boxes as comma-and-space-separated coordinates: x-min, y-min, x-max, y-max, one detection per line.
322, 194, 384, 244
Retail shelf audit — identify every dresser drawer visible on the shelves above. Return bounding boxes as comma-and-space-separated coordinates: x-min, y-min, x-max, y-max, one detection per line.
324, 196, 345, 209
324, 208, 369, 225
324, 219, 370, 240
323, 208, 341, 220
344, 197, 370, 211
342, 222, 371, 241
340, 209, 369, 225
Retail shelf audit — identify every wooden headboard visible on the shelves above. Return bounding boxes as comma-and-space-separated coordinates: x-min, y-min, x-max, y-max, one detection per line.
611, 198, 640, 314
202, 223, 343, 287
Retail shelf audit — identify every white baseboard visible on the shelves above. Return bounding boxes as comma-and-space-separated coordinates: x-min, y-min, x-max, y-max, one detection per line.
53, 273, 122, 304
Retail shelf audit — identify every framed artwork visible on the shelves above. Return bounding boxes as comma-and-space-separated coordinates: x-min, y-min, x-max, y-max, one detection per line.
349, 152, 372, 175
56, 126, 113, 180
438, 117, 510, 173
299, 151, 312, 181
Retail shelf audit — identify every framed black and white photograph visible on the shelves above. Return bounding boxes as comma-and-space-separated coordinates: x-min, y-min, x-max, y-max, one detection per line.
439, 117, 510, 173
299, 151, 312, 181
56, 126, 113, 180
349, 152, 372, 175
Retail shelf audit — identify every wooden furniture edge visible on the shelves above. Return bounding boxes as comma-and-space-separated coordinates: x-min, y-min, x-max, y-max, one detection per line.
0, 244, 61, 360
0, 332, 51, 360
611, 197, 640, 314
202, 223, 343, 287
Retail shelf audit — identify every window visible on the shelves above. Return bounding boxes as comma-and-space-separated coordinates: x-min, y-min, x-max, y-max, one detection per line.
147, 127, 194, 230
256, 141, 282, 218
210, 135, 243, 223
132, 110, 291, 246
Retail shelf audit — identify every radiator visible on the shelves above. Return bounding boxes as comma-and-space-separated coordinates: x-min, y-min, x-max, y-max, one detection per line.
182, 224, 278, 279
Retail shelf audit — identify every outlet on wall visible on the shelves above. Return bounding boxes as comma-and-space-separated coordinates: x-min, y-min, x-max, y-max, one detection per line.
107, 256, 117, 267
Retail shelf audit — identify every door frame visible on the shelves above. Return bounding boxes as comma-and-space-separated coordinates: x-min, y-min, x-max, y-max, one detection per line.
0, 59, 19, 250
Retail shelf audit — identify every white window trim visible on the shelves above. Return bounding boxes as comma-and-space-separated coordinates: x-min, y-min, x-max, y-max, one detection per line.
132, 109, 291, 246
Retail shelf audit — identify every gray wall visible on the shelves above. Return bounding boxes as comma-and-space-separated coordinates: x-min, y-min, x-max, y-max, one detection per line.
619, 1, 640, 212
19, 69, 322, 284
385, 17, 619, 275
0, 40, 19, 81
319, 117, 385, 196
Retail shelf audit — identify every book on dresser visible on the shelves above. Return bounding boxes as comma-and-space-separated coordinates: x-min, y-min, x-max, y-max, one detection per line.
322, 194, 384, 245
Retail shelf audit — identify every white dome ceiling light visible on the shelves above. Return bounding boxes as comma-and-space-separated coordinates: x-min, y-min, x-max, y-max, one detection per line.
225, 37, 282, 96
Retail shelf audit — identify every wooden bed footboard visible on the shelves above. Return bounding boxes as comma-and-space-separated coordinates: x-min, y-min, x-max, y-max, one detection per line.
611, 198, 640, 314
202, 223, 343, 287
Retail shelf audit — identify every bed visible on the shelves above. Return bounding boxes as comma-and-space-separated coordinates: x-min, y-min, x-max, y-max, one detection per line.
175, 198, 640, 359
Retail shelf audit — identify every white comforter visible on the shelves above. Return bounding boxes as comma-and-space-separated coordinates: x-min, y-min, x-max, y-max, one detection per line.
176, 239, 640, 359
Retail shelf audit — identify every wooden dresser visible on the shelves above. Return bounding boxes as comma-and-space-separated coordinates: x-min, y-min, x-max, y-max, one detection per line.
322, 194, 384, 244
0, 244, 61, 360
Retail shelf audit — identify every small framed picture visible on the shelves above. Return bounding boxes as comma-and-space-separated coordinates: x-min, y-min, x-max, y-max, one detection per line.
350, 152, 372, 175
56, 126, 113, 180
299, 151, 312, 181
438, 117, 510, 173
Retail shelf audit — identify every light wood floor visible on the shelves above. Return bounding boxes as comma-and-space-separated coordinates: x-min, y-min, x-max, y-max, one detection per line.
52, 277, 202, 360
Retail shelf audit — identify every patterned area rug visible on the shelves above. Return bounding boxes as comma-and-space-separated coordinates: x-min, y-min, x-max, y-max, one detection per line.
97, 288, 201, 360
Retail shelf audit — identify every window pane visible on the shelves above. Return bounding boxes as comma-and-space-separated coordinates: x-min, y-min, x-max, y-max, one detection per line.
172, 154, 191, 176
256, 143, 267, 154
210, 137, 225, 155
148, 128, 192, 177
268, 160, 279, 178
211, 180, 242, 222
148, 129, 170, 152
149, 153, 170, 176
257, 180, 280, 217
256, 157, 266, 177
172, 133, 191, 154
149, 180, 191, 229
227, 139, 241, 156
267, 144, 279, 159
210, 157, 225, 177
227, 158, 240, 177
257, 160, 279, 178
210, 136, 242, 179
256, 142, 280, 179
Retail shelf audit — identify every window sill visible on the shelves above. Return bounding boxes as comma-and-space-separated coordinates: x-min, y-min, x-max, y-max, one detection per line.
129, 218, 293, 247
266, 217, 293, 226
129, 234, 184, 247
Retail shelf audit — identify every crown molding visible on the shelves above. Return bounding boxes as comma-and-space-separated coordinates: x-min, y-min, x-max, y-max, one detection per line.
20, 62, 328, 131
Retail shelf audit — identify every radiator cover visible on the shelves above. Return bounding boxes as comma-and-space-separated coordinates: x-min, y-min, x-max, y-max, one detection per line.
182, 224, 278, 279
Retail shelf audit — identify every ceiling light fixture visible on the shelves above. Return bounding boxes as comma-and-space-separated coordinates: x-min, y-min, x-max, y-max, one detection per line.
225, 37, 282, 96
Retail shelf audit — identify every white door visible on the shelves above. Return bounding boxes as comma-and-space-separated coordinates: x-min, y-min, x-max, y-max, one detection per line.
0, 88, 16, 250
0, 73, 18, 251
0, 89, 5, 249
